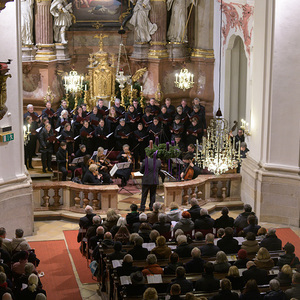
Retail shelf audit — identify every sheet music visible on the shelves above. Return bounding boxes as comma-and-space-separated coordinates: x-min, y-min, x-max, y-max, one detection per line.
160, 170, 176, 180
171, 158, 184, 165
110, 164, 118, 177
71, 156, 84, 164
117, 162, 131, 169
92, 151, 98, 157
112, 260, 123, 268
55, 126, 61, 132
74, 135, 80, 140
133, 171, 143, 177
146, 274, 162, 284
120, 276, 132, 285
142, 243, 155, 252
36, 127, 42, 133
103, 149, 108, 155
106, 132, 113, 138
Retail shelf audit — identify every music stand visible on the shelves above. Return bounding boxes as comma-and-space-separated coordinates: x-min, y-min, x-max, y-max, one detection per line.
110, 162, 133, 194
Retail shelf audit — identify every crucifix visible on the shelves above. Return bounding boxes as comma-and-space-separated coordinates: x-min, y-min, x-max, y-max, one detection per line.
94, 33, 108, 52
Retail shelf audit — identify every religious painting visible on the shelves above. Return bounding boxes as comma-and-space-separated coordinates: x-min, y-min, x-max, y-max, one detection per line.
72, 0, 131, 29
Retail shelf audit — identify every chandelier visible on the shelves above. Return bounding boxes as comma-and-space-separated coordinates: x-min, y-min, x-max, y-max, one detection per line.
196, 117, 241, 175
175, 67, 194, 91
116, 69, 130, 89
116, 40, 131, 89
64, 70, 84, 94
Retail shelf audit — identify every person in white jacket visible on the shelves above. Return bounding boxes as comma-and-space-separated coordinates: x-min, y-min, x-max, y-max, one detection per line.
166, 202, 182, 222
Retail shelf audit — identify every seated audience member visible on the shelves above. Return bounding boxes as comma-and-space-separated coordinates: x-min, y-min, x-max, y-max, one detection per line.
2, 294, 13, 300
173, 211, 194, 233
241, 232, 260, 254
78, 205, 95, 242
169, 284, 181, 300
285, 273, 300, 300
0, 273, 14, 299
151, 236, 172, 259
138, 223, 152, 243
107, 241, 126, 261
147, 202, 161, 224
254, 247, 275, 270
195, 262, 220, 292
167, 267, 193, 294
226, 266, 244, 290
210, 278, 239, 300
12, 251, 30, 276
264, 279, 287, 300
142, 254, 163, 276
131, 213, 148, 233
194, 231, 204, 241
0, 239, 10, 265
188, 198, 201, 222
86, 215, 101, 242
217, 228, 225, 238
184, 247, 205, 273
214, 251, 231, 273
89, 226, 104, 250
102, 209, 120, 232
128, 233, 139, 245
240, 279, 261, 300
35, 294, 47, 300
199, 233, 220, 257
114, 220, 130, 245
174, 235, 193, 258
143, 287, 158, 300
149, 230, 160, 243
126, 204, 140, 226
217, 227, 239, 254
257, 227, 267, 237
11, 229, 26, 253
234, 204, 258, 229
20, 274, 46, 299
243, 215, 261, 235
233, 249, 249, 269
116, 254, 139, 276
167, 202, 182, 222
164, 252, 183, 275
173, 229, 184, 241
260, 228, 282, 251
152, 214, 171, 234
12, 241, 39, 267
0, 228, 12, 254
126, 271, 147, 297
128, 236, 149, 260
101, 232, 114, 248
110, 216, 128, 238
242, 261, 268, 285
214, 207, 234, 229
275, 264, 293, 286
194, 208, 214, 230
278, 242, 300, 268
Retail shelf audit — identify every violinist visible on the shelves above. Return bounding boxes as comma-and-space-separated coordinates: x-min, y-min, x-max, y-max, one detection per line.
115, 144, 133, 187
82, 163, 103, 185
180, 154, 202, 181
91, 147, 112, 184
78, 154, 91, 178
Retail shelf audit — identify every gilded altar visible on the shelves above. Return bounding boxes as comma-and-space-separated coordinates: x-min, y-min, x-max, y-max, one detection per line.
86, 34, 116, 108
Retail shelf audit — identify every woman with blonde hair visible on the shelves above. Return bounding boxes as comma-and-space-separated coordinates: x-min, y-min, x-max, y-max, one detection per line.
20, 273, 46, 299
143, 287, 158, 300
275, 264, 293, 286
107, 106, 119, 133
226, 265, 244, 290
213, 251, 231, 273
254, 247, 274, 269
151, 236, 172, 259
167, 202, 182, 221
103, 208, 120, 232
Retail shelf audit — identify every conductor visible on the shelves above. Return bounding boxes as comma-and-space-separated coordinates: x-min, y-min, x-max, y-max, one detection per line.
139, 157, 161, 212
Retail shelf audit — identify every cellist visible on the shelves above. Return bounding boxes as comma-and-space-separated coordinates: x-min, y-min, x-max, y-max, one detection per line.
180, 154, 202, 180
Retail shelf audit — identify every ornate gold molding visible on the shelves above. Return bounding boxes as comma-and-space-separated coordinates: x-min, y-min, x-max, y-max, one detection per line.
191, 48, 214, 59
150, 41, 167, 46
148, 49, 168, 59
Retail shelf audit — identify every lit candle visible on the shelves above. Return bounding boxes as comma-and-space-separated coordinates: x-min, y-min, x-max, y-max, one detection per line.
85, 84, 87, 91
141, 85, 143, 92
131, 85, 133, 91
27, 124, 30, 134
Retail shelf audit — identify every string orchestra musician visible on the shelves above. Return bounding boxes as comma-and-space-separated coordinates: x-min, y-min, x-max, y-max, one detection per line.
115, 144, 133, 187
24, 116, 35, 169
60, 122, 74, 156
91, 147, 112, 184
180, 154, 202, 181
82, 163, 103, 185
39, 123, 55, 173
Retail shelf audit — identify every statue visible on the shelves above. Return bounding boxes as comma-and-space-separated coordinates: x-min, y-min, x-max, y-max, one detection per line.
167, 0, 196, 43
129, 0, 157, 43
50, 0, 73, 44
21, 0, 34, 45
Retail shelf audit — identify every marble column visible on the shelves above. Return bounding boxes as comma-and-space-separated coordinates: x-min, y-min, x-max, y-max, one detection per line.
148, 0, 168, 59
35, 0, 56, 61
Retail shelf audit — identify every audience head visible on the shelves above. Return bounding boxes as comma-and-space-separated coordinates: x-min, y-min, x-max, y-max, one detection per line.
0, 227, 6, 238
246, 261, 255, 269
131, 271, 145, 285
292, 273, 300, 284
244, 279, 259, 293
176, 266, 186, 279
106, 208, 119, 222
149, 230, 160, 242
204, 262, 214, 275
156, 236, 166, 247
190, 198, 198, 207
205, 233, 215, 244
158, 213, 167, 223
221, 207, 229, 215
28, 274, 39, 292
215, 251, 228, 264
269, 279, 280, 291
256, 247, 271, 260
185, 294, 200, 300
140, 223, 152, 231
281, 264, 292, 278
93, 215, 101, 225
20, 241, 31, 251
244, 204, 252, 213
170, 283, 181, 296
224, 227, 234, 238
237, 249, 247, 259
245, 232, 256, 241
177, 235, 187, 245
134, 236, 144, 247
15, 228, 24, 238
174, 229, 184, 240
85, 206, 94, 215
19, 251, 29, 261
169, 202, 179, 210
117, 217, 127, 227
104, 232, 112, 240
96, 226, 104, 236
220, 278, 232, 291
24, 262, 35, 275
247, 215, 256, 225
170, 252, 179, 264
200, 208, 208, 216
146, 254, 157, 265
123, 254, 133, 264
129, 233, 139, 244
143, 287, 158, 300
153, 202, 161, 212
284, 242, 295, 254
195, 231, 204, 241
130, 203, 138, 212
257, 227, 267, 236
35, 293, 47, 300
139, 213, 148, 222
2, 293, 13, 300
182, 211, 191, 219
0, 272, 6, 284
191, 247, 201, 258
114, 241, 122, 252
217, 228, 225, 238
228, 265, 239, 277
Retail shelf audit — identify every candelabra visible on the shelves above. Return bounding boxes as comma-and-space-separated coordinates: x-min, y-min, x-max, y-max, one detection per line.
175, 67, 194, 91
240, 119, 251, 136
23, 124, 31, 145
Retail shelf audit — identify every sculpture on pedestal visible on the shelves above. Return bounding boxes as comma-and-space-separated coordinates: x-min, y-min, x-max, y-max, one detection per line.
129, 0, 157, 43
21, 0, 34, 45
167, 0, 196, 43
50, 0, 73, 44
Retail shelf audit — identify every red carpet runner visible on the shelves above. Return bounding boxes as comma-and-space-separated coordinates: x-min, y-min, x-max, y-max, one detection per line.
64, 230, 96, 284
276, 228, 300, 257
29, 240, 82, 300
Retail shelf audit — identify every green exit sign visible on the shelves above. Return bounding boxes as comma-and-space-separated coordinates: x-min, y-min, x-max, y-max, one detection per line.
0, 132, 14, 142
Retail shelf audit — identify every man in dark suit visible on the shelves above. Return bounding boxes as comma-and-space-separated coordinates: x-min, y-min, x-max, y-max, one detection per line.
127, 236, 149, 260
167, 267, 193, 294
174, 235, 193, 258
260, 228, 282, 251
139, 156, 161, 211
242, 261, 268, 285
199, 233, 220, 257
217, 227, 239, 254
79, 205, 96, 230
195, 262, 220, 292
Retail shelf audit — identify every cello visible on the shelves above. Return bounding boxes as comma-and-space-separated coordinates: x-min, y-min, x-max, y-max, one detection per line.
182, 157, 195, 181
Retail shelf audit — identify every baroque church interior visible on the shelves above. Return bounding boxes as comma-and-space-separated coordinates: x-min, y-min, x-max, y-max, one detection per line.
0, 0, 300, 299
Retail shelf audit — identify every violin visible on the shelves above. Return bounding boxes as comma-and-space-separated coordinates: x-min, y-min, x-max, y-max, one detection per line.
123, 151, 133, 163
